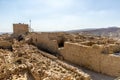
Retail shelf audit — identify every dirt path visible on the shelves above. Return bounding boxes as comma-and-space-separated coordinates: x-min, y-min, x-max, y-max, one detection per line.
80, 67, 116, 80
65, 61, 116, 80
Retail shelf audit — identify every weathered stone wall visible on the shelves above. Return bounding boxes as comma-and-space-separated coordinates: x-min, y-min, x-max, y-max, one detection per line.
0, 39, 91, 80
0, 40, 12, 49
31, 33, 59, 54
28, 32, 120, 77
101, 54, 120, 76
13, 23, 29, 34
60, 42, 120, 77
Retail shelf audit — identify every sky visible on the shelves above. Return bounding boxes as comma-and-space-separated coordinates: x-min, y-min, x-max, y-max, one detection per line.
0, 0, 120, 32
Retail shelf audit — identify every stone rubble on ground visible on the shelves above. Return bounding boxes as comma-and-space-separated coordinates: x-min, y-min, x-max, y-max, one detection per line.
0, 35, 91, 80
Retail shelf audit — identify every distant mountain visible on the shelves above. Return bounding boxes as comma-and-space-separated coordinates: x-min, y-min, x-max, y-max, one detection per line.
0, 32, 4, 35
68, 28, 97, 33
0, 32, 12, 35
68, 27, 120, 38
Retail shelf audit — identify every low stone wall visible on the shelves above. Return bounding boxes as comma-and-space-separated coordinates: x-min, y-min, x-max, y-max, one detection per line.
0, 40, 12, 49
60, 42, 120, 77
31, 33, 59, 54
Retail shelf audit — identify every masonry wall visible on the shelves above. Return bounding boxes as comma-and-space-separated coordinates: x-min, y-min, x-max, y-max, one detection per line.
0, 40, 12, 49
31, 33, 59, 54
13, 23, 29, 34
101, 54, 120, 76
60, 42, 120, 77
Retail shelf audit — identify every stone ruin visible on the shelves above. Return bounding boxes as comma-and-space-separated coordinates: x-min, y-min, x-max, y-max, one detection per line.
29, 32, 120, 77
0, 33, 91, 80
1, 24, 120, 79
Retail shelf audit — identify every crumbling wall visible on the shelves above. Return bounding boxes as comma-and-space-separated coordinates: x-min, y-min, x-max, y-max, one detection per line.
0, 40, 91, 80
13, 23, 29, 34
25, 32, 120, 77
60, 42, 120, 77
0, 40, 12, 50
31, 33, 59, 54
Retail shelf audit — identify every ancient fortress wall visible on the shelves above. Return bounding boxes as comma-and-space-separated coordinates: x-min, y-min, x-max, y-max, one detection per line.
60, 42, 120, 77
31, 33, 59, 54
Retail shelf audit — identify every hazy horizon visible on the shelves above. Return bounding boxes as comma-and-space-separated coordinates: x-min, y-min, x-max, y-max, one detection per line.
1, 0, 120, 32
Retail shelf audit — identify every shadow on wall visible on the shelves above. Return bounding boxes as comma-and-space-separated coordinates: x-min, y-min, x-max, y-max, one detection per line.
31, 33, 60, 55
58, 37, 65, 48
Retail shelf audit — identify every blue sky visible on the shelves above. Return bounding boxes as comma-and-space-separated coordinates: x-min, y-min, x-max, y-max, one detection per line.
0, 0, 120, 32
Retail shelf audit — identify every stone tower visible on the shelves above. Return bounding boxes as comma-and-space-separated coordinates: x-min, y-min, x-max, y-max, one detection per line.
13, 23, 29, 34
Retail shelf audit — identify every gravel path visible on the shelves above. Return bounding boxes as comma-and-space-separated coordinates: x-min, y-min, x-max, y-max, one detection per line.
65, 61, 116, 80
80, 67, 116, 80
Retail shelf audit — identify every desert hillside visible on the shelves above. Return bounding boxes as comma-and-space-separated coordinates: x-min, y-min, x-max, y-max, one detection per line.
68, 27, 120, 38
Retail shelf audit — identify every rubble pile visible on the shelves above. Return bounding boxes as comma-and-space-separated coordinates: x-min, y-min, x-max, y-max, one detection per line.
1, 32, 120, 79
0, 38, 91, 80
63, 33, 117, 45
47, 32, 118, 46
46, 32, 120, 54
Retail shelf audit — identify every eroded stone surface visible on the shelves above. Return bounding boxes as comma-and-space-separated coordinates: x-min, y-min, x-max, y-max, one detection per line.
0, 37, 91, 80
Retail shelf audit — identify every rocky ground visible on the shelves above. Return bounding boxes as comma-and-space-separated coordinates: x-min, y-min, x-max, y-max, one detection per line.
0, 38, 91, 80
0, 32, 119, 80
